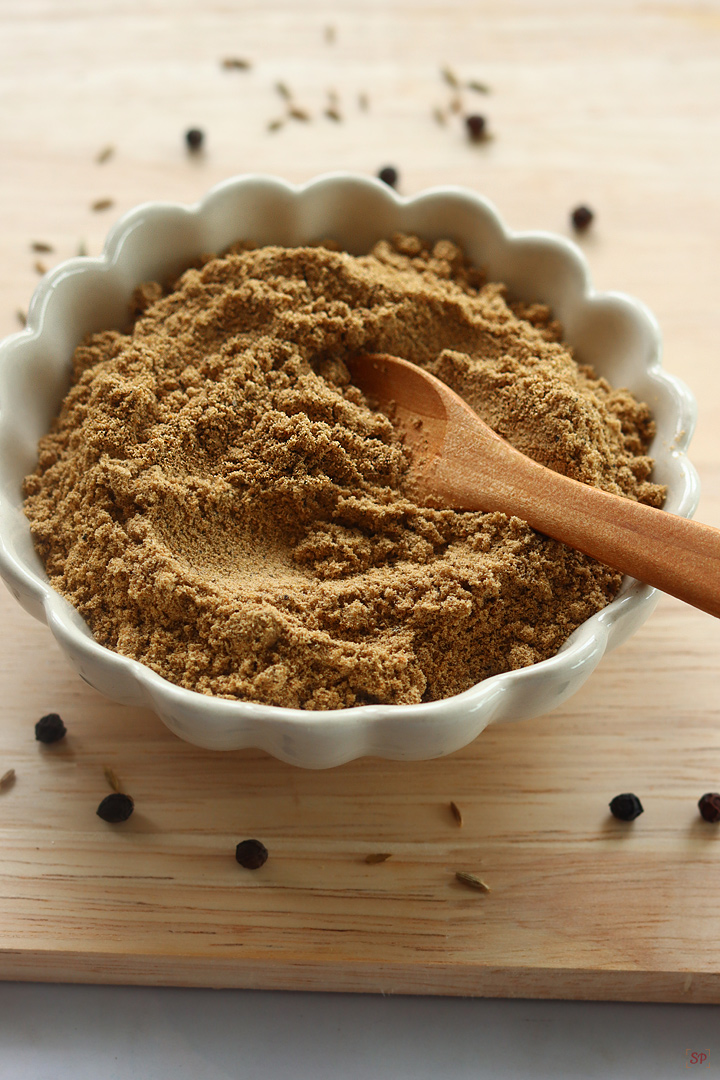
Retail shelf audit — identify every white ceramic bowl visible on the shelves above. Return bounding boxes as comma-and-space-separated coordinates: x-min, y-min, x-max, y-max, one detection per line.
0, 173, 699, 767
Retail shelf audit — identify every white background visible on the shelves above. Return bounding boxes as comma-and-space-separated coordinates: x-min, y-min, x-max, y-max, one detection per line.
0, 983, 716, 1078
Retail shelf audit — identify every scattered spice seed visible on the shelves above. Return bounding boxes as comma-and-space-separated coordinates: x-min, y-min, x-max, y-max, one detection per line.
103, 766, 122, 793
365, 852, 392, 864
441, 65, 460, 89
325, 106, 342, 122
221, 57, 251, 70
324, 24, 336, 44
275, 81, 292, 101
35, 713, 67, 744
465, 114, 488, 142
698, 793, 720, 823
34, 260, 47, 275
467, 79, 491, 94
76, 239, 88, 256
235, 839, 269, 869
15, 309, 26, 327
288, 106, 311, 122
30, 241, 54, 253
327, 88, 339, 107
432, 106, 448, 126
455, 871, 490, 893
0, 768, 15, 790
91, 198, 114, 212
95, 145, 115, 165
358, 91, 369, 111
609, 793, 644, 821
448, 93, 463, 115
450, 801, 463, 827
571, 205, 594, 232
378, 165, 399, 188
184, 128, 204, 153
266, 118, 284, 133
97, 792, 134, 823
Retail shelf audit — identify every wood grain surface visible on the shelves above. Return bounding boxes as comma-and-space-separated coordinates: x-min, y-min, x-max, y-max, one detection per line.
1, 0, 719, 1001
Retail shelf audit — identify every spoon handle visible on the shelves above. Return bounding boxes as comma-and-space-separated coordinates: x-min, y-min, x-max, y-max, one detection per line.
444, 418, 718, 617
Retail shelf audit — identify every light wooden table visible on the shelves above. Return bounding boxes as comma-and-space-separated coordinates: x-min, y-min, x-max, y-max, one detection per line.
0, 0, 719, 1002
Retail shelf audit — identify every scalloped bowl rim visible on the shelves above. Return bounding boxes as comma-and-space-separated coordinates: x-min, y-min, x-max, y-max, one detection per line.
0, 172, 700, 766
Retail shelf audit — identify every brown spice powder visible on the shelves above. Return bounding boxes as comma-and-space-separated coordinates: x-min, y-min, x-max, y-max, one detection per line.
23, 235, 664, 710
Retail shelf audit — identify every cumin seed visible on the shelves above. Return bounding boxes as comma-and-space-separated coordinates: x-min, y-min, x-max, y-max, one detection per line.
30, 241, 54, 253
91, 198, 114, 212
455, 871, 490, 893
365, 852, 392, 864
103, 765, 122, 793
221, 57, 251, 70
95, 145, 115, 165
441, 65, 460, 89
450, 801, 463, 827
0, 768, 15, 789
288, 106, 311, 122
34, 259, 47, 275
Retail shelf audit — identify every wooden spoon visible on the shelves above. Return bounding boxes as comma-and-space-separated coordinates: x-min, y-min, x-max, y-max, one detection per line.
347, 352, 720, 619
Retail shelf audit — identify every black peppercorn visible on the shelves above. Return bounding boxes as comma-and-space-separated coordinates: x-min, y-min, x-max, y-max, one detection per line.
377, 166, 399, 189
185, 128, 204, 152
235, 839, 268, 869
465, 114, 487, 142
698, 793, 720, 823
571, 205, 594, 232
35, 712, 67, 744
609, 793, 644, 821
96, 792, 134, 823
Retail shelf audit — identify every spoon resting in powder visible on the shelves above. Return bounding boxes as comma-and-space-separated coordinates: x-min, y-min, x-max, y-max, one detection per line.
347, 352, 720, 619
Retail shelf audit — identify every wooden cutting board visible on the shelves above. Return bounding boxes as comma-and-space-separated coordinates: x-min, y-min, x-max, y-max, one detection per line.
1, 0, 719, 1002
1, 579, 719, 1002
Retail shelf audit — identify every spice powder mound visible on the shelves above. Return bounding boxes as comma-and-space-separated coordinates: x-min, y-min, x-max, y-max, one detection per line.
23, 235, 665, 710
